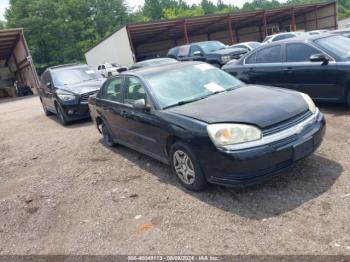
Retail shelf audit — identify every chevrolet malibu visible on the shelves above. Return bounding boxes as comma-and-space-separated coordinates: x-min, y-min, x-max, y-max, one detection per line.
88, 62, 325, 191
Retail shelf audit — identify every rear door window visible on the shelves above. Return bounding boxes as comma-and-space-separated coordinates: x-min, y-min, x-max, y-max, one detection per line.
177, 45, 190, 58
190, 45, 202, 56
256, 45, 282, 63
286, 43, 320, 62
100, 77, 123, 102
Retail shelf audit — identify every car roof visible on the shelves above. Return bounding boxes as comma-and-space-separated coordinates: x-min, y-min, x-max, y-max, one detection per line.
48, 63, 88, 71
123, 61, 203, 77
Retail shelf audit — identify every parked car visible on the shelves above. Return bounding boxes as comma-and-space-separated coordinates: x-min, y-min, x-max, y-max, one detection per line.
128, 58, 178, 70
223, 34, 350, 106
230, 41, 261, 51
262, 32, 303, 44
330, 28, 350, 38
304, 30, 329, 36
167, 41, 248, 67
39, 64, 105, 125
88, 62, 325, 191
97, 63, 127, 78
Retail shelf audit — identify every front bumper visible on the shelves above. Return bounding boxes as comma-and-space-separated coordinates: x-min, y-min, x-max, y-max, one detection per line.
196, 111, 326, 187
60, 102, 91, 121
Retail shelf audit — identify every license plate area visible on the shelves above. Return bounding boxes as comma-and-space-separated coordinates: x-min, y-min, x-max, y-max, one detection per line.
293, 138, 314, 161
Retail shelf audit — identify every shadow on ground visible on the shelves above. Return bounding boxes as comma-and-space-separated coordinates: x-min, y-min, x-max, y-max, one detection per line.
102, 140, 342, 220
47, 114, 93, 128
317, 102, 350, 117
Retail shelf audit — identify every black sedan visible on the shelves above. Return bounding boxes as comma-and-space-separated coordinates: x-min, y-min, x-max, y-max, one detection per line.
88, 62, 325, 191
39, 64, 105, 125
222, 34, 350, 106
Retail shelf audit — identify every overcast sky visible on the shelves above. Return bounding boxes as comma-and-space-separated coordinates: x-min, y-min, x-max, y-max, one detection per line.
0, 0, 282, 20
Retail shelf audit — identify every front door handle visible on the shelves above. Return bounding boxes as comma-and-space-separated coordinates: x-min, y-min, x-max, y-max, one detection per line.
121, 109, 128, 117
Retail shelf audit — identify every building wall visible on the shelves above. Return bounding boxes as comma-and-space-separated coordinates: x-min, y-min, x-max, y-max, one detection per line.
85, 27, 134, 68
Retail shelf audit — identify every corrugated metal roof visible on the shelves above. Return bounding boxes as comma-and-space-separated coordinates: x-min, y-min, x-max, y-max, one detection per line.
0, 28, 23, 60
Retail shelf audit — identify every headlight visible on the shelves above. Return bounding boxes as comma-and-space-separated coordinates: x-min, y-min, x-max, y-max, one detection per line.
207, 124, 262, 147
58, 94, 76, 102
221, 55, 231, 63
300, 93, 316, 114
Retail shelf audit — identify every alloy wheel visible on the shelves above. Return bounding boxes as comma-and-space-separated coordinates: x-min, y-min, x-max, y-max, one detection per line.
173, 150, 196, 185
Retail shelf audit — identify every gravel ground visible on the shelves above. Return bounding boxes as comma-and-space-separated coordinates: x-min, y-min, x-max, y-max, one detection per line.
0, 96, 349, 255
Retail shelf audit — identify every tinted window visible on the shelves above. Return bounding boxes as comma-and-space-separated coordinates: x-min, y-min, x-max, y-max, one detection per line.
168, 47, 179, 58
286, 43, 319, 62
124, 77, 147, 105
190, 45, 202, 56
198, 41, 226, 53
256, 45, 281, 63
101, 77, 123, 102
273, 34, 294, 42
41, 71, 50, 85
245, 52, 256, 64
177, 46, 190, 57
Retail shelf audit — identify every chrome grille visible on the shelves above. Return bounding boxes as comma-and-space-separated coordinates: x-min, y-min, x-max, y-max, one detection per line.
263, 110, 313, 136
80, 91, 98, 103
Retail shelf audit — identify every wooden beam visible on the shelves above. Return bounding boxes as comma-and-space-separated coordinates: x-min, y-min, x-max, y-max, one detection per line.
291, 7, 296, 31
262, 11, 268, 39
227, 15, 234, 45
314, 6, 319, 29
183, 20, 189, 44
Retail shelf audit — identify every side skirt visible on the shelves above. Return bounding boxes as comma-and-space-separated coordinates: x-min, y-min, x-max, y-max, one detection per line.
113, 138, 170, 166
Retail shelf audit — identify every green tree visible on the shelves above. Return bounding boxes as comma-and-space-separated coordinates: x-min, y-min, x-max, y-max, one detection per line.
5, 0, 128, 69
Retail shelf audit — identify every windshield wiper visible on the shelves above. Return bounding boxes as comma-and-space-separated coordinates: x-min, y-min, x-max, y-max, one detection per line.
163, 91, 225, 109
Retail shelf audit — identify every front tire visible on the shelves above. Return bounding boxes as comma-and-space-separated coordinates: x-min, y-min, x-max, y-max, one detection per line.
40, 98, 52, 116
170, 142, 207, 191
55, 103, 69, 126
101, 123, 115, 147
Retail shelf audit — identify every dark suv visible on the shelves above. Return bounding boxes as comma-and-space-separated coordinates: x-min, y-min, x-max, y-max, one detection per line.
167, 41, 247, 67
39, 64, 105, 125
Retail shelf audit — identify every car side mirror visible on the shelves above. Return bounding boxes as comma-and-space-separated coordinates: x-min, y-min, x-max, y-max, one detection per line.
193, 51, 203, 56
310, 53, 329, 64
133, 98, 150, 112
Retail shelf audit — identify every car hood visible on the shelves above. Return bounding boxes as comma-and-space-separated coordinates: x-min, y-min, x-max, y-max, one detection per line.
57, 79, 105, 94
209, 47, 247, 56
165, 85, 309, 129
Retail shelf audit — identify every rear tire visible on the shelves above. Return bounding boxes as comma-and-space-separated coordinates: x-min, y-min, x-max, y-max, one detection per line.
101, 123, 115, 147
170, 142, 207, 191
55, 103, 69, 126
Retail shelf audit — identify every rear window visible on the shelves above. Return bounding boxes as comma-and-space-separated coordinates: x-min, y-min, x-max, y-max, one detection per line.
273, 34, 295, 42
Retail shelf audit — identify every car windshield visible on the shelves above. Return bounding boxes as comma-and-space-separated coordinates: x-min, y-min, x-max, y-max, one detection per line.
198, 41, 226, 53
315, 35, 350, 59
52, 67, 102, 86
248, 42, 261, 49
144, 63, 243, 109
